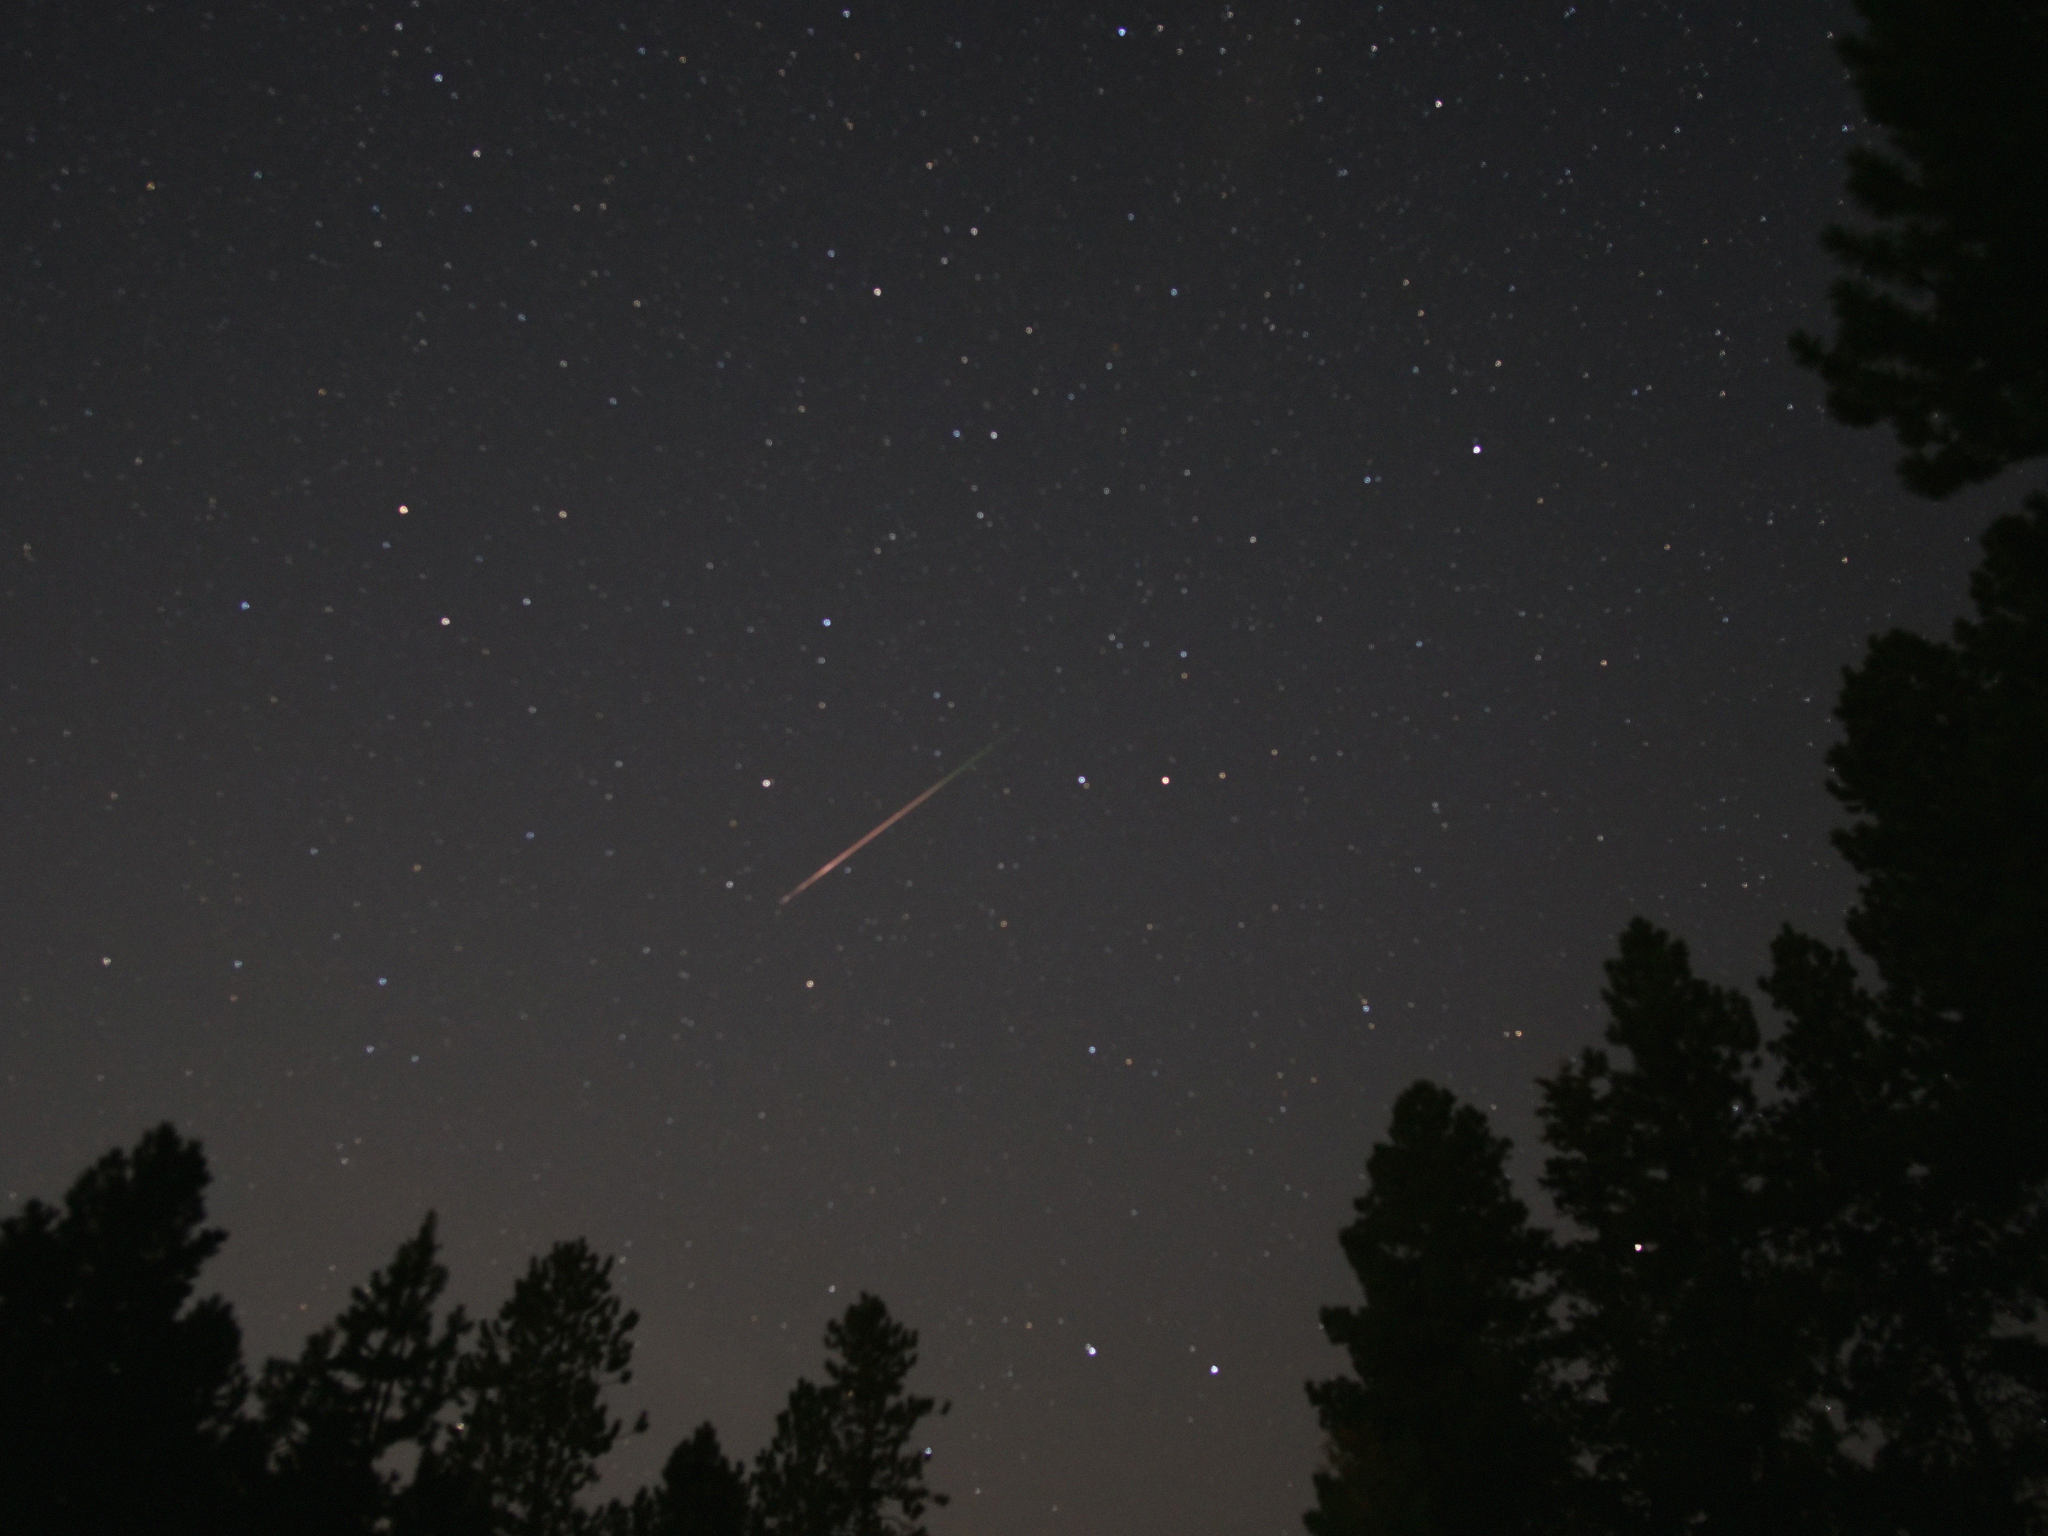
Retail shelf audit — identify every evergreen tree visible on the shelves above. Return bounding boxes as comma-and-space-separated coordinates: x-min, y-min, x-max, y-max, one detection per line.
258, 1212, 471, 1535
0, 1123, 258, 1535
751, 1375, 848, 1536
1783, 0, 2048, 1517
446, 1238, 644, 1536
652, 1423, 751, 1536
1790, 0, 2048, 496
1305, 1081, 1569, 1536
1827, 495, 2048, 1187
1540, 921, 1838, 1535
1763, 929, 2039, 1534
597, 1422, 749, 1536
1762, 497, 2048, 1532
750, 1293, 948, 1536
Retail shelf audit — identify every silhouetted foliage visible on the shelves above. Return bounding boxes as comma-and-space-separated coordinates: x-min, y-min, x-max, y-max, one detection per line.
0, 1123, 259, 1535
1313, 486, 2048, 1533
600, 1422, 751, 1536
1762, 931, 2036, 1534
445, 1239, 647, 1536
1790, 0, 2048, 495
750, 1293, 949, 1536
750, 1373, 847, 1536
1758, 495, 2048, 1532
1776, 1, 2048, 1517
1541, 922, 1840, 1534
1, 1129, 953, 1536
258, 1212, 471, 1536
1827, 494, 2048, 1176
1306, 1081, 1570, 1536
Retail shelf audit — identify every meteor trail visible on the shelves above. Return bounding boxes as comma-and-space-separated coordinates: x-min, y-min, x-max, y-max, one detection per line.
779, 735, 1007, 905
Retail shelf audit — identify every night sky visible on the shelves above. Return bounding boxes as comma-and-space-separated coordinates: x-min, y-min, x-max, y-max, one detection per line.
1, 2, 2011, 1532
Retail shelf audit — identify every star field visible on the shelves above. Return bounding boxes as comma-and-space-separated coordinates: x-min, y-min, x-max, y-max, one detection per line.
0, 3, 1997, 1531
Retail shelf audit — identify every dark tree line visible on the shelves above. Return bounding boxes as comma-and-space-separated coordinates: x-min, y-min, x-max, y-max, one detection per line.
1310, 3, 2048, 1531
0, 1134, 946, 1536
1309, 502, 2048, 1533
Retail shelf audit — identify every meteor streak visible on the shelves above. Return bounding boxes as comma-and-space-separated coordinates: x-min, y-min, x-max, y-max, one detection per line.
779, 735, 1007, 905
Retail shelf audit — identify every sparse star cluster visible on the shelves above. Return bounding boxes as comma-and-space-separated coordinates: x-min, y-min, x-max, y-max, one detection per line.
0, 3, 1975, 1534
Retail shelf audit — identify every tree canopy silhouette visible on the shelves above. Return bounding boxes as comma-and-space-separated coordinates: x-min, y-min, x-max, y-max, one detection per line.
1306, 1081, 1568, 1536
0, 1124, 258, 1536
1541, 922, 1838, 1535
1310, 459, 2048, 1533
600, 1421, 751, 1536
1772, 1, 2048, 1518
1790, 0, 2048, 496
0, 1131, 947, 1536
1759, 495, 2048, 1532
1824, 494, 2048, 1174
258, 1212, 471, 1536
448, 1238, 647, 1536
750, 1293, 949, 1536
